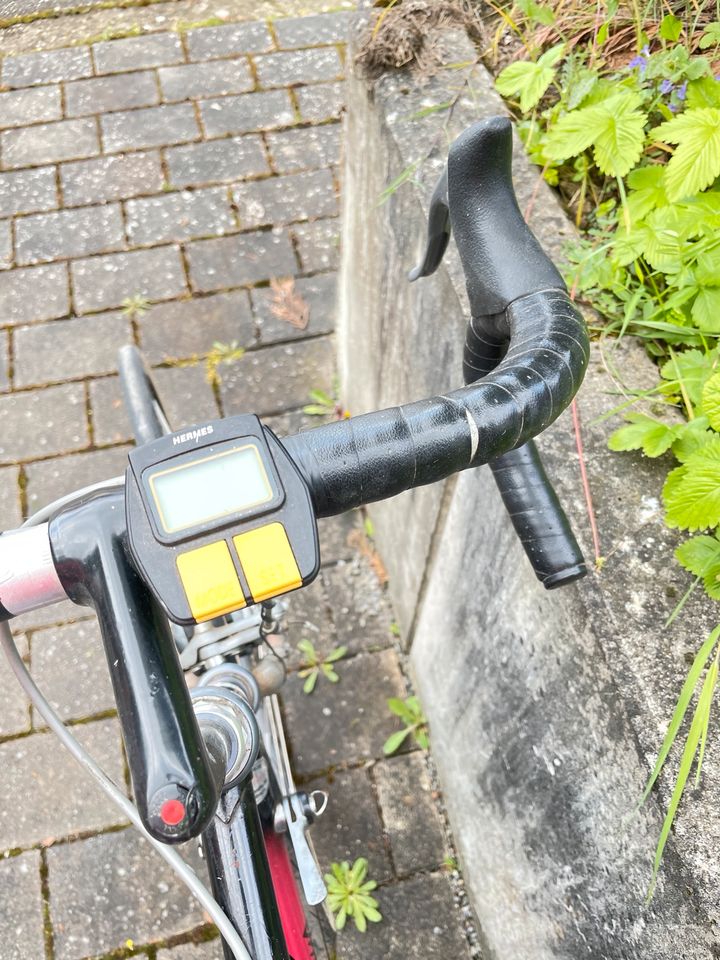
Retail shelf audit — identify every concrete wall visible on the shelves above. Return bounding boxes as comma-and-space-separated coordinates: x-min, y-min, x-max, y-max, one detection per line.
339, 18, 719, 960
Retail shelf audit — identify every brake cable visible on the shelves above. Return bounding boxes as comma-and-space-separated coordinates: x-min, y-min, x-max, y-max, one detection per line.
0, 496, 255, 960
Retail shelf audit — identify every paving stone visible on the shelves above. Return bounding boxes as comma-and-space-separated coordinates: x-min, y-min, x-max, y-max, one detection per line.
1, 47, 92, 88
263, 407, 316, 436
0, 852, 45, 960
125, 186, 235, 245
15, 203, 125, 266
0, 330, 8, 390
0, 220, 11, 270
159, 58, 254, 101
336, 873, 472, 960
93, 33, 184, 74
274, 11, 355, 49
65, 70, 159, 118
308, 765, 392, 882
25, 446, 130, 512
267, 123, 341, 173
14, 311, 131, 387
323, 557, 395, 655
187, 21, 273, 60
219, 337, 335, 417
48, 828, 205, 960
318, 510, 363, 565
282, 575, 336, 670
30, 619, 114, 725
0, 634, 31, 738
71, 245, 186, 314
200, 90, 294, 137
282, 649, 407, 774
187, 228, 296, 292
374, 753, 447, 874
1, 117, 98, 169
296, 81, 345, 121
61, 151, 164, 207
0, 383, 86, 462
165, 135, 269, 188
0, 85, 62, 129
0, 465, 23, 529
293, 217, 341, 272
254, 48, 343, 89
138, 290, 255, 364
233, 168, 337, 228
0, 262, 68, 325
12, 601, 90, 634
254, 272, 337, 344
158, 943, 223, 960
87, 376, 132, 446
101, 103, 199, 153
0, 719, 125, 850
0, 166, 57, 217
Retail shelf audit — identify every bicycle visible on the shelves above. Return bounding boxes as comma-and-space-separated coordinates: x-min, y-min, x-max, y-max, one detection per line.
0, 115, 589, 960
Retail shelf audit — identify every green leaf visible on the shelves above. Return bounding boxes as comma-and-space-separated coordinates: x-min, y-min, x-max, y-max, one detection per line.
496, 47, 564, 112
675, 534, 720, 598
387, 697, 414, 722
701, 369, 720, 428
671, 416, 713, 462
699, 21, 720, 50
625, 165, 668, 220
303, 670, 318, 694
324, 645, 348, 663
664, 435, 720, 530
687, 76, 720, 109
660, 348, 715, 406
297, 638, 317, 661
659, 13, 682, 42
322, 665, 340, 682
692, 286, 720, 332
544, 92, 647, 177
655, 109, 720, 201
608, 412, 682, 457
383, 728, 411, 755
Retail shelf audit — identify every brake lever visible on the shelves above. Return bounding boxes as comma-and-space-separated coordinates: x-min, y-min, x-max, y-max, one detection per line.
408, 167, 450, 281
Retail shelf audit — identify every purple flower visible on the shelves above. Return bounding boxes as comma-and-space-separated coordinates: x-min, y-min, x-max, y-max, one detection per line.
660, 78, 674, 94
669, 102, 680, 112
677, 81, 687, 101
629, 54, 647, 74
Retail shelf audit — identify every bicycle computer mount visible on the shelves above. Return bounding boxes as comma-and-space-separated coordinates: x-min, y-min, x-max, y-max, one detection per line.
126, 414, 319, 626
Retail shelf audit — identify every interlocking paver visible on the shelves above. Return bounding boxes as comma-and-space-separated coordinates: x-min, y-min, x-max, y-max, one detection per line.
14, 311, 131, 386
159, 58, 254, 101
87, 377, 132, 446
267, 123, 342, 173
253, 272, 337, 344
0, 719, 126, 850
293, 217, 341, 271
25, 446, 130, 512
274, 11, 355, 49
0, 85, 62, 129
1, 117, 98, 169
1, 47, 92, 88
308, 765, 393, 882
61, 152, 164, 207
0, 220, 11, 270
30, 619, 115, 725
101, 103, 199, 153
158, 943, 222, 960
0, 464, 23, 529
200, 90, 295, 137
323, 557, 394, 655
48, 828, 204, 960
0, 167, 57, 217
93, 33, 184, 74
14, 203, 125, 266
296, 81, 345, 121
0, 262, 69, 325
374, 753, 447, 874
233, 168, 337, 228
187, 228, 296, 292
219, 337, 335, 416
0, 383, 86, 462
254, 48, 343, 89
65, 70, 159, 118
71, 245, 186, 314
125, 187, 235, 245
138, 289, 255, 363
187, 21, 273, 60
0, 853, 45, 960
165, 135, 269, 188
0, 634, 31, 738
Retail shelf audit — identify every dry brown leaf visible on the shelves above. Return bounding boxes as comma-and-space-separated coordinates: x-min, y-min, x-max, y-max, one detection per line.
347, 528, 389, 585
267, 277, 310, 330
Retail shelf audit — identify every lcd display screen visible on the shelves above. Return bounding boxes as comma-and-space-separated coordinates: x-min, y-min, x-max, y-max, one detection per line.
149, 444, 273, 534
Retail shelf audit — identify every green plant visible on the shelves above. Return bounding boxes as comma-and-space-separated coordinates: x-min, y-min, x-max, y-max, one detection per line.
383, 695, 429, 754
303, 379, 348, 419
296, 639, 347, 694
325, 858, 382, 933
121, 294, 151, 319
205, 340, 244, 386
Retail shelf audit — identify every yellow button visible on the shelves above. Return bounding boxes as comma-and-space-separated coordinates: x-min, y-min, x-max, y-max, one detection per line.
233, 522, 302, 603
176, 540, 246, 622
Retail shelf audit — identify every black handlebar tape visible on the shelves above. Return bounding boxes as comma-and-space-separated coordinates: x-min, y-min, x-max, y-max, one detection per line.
49, 490, 219, 844
284, 289, 589, 516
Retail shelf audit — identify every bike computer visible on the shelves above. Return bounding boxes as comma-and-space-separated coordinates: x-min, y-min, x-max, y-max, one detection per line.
125, 414, 319, 625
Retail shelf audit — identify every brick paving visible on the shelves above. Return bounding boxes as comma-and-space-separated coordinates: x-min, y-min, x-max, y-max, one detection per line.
0, 7, 476, 960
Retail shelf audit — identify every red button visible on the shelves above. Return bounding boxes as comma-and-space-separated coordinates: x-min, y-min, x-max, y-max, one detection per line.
160, 799, 186, 826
